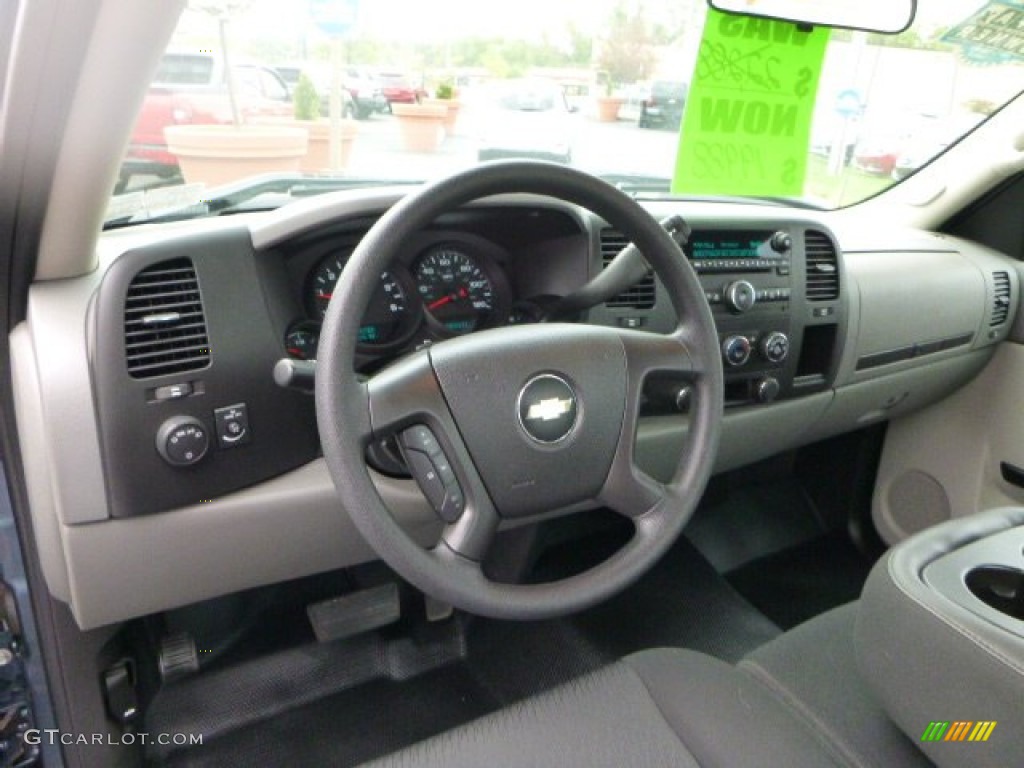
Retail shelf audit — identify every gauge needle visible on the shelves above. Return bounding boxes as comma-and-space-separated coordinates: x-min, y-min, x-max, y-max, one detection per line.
318, 292, 333, 300
428, 287, 468, 310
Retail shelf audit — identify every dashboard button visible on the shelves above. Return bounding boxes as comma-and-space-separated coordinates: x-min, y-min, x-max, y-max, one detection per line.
154, 383, 193, 401
214, 403, 251, 449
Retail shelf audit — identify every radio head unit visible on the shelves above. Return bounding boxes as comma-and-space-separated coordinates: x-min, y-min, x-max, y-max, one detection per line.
685, 229, 792, 272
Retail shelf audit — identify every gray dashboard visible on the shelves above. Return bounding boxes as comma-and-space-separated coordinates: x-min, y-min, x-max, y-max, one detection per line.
10, 189, 1019, 628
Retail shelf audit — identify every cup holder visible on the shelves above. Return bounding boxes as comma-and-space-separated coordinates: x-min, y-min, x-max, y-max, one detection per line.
965, 566, 1024, 621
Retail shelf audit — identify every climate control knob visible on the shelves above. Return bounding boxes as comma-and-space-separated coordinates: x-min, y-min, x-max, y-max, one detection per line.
722, 335, 752, 367
761, 331, 790, 363
156, 416, 210, 467
724, 280, 757, 313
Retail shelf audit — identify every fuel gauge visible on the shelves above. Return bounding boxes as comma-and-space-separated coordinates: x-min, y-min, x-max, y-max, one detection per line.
284, 324, 319, 360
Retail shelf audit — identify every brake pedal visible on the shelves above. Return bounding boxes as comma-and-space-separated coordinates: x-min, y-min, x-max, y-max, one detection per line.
307, 583, 401, 643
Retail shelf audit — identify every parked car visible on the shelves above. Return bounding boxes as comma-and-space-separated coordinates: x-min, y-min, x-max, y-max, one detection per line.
376, 72, 421, 107
638, 80, 687, 130
892, 112, 985, 180
342, 69, 389, 119
124, 52, 293, 186
477, 78, 575, 163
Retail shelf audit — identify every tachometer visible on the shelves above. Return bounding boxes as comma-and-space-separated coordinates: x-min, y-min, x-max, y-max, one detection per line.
414, 246, 496, 335
309, 253, 416, 346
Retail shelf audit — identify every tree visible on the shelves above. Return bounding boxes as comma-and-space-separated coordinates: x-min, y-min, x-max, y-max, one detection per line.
595, 2, 657, 92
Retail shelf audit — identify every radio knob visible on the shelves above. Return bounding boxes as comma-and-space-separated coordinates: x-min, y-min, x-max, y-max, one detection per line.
755, 377, 781, 403
761, 331, 790, 363
724, 280, 757, 313
722, 335, 752, 367
770, 231, 793, 253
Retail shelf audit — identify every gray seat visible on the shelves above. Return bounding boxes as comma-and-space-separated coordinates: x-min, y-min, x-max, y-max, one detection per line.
362, 604, 931, 768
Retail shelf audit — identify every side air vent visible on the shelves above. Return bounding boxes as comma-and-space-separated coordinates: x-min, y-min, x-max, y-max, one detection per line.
991, 271, 1011, 327
805, 230, 839, 301
601, 229, 655, 309
124, 257, 211, 379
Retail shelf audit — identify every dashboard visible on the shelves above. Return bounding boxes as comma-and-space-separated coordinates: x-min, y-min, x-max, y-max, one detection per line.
10, 189, 1020, 629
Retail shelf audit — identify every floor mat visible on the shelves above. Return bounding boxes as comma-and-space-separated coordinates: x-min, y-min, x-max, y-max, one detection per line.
726, 531, 876, 630
152, 531, 780, 767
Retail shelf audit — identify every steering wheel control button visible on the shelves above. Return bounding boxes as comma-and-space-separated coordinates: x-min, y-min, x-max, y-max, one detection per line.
761, 332, 790, 363
517, 374, 579, 445
400, 425, 465, 523
722, 335, 752, 367
403, 449, 447, 510
724, 280, 757, 313
400, 425, 442, 457
214, 403, 251, 449
156, 416, 210, 467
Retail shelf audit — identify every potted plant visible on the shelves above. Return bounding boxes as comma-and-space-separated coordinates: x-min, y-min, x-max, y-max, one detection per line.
595, 78, 624, 123
291, 73, 357, 173
162, 1, 308, 186
423, 79, 461, 135
391, 97, 448, 152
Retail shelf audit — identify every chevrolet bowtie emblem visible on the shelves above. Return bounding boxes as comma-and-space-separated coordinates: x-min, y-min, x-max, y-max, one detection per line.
525, 397, 574, 422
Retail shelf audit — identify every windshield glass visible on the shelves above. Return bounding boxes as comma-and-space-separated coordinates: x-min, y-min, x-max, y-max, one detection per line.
110, 0, 1024, 223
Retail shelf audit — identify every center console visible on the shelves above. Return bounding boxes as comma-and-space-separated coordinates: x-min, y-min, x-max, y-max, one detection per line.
856, 507, 1024, 767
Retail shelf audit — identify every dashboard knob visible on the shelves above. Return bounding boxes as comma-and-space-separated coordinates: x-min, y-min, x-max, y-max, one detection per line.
770, 231, 793, 253
755, 377, 781, 403
721, 335, 752, 367
156, 416, 210, 467
761, 331, 790, 363
724, 280, 757, 313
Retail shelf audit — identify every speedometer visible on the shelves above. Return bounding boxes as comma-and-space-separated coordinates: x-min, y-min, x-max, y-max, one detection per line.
309, 253, 416, 347
414, 247, 496, 335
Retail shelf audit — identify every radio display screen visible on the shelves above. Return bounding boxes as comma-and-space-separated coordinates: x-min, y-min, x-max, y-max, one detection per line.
686, 230, 775, 260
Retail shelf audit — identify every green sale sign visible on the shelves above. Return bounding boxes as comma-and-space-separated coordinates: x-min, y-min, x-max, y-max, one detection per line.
672, 10, 830, 197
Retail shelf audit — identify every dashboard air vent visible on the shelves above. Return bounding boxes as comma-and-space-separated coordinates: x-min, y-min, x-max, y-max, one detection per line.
124, 257, 211, 379
601, 229, 655, 309
805, 230, 839, 301
991, 271, 1011, 327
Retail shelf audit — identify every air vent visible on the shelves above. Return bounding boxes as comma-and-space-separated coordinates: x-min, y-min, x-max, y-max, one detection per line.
991, 271, 1011, 327
601, 229, 655, 309
805, 230, 839, 301
124, 257, 211, 379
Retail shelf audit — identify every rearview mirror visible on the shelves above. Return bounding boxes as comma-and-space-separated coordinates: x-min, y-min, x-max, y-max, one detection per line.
708, 0, 916, 34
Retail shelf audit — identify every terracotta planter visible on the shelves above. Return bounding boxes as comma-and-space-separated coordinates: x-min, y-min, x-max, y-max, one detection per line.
391, 103, 447, 153
595, 97, 624, 123
164, 125, 308, 187
423, 98, 461, 135
299, 119, 359, 172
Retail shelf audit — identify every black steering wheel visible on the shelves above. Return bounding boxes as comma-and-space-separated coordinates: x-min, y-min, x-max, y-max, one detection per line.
316, 161, 723, 620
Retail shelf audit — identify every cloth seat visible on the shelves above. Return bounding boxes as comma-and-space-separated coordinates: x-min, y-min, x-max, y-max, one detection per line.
362, 603, 932, 768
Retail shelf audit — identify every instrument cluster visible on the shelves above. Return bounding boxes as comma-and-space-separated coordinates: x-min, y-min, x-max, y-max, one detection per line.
284, 234, 524, 363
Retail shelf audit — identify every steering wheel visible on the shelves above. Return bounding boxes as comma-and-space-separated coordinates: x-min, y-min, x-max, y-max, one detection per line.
316, 161, 723, 621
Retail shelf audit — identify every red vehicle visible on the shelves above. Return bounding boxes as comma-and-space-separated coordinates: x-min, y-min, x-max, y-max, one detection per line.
376, 72, 422, 106
122, 53, 293, 186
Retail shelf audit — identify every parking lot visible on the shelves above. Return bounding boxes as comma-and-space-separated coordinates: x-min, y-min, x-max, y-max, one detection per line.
341, 105, 681, 183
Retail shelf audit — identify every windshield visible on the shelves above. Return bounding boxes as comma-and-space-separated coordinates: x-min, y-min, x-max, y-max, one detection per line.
110, 0, 1024, 224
